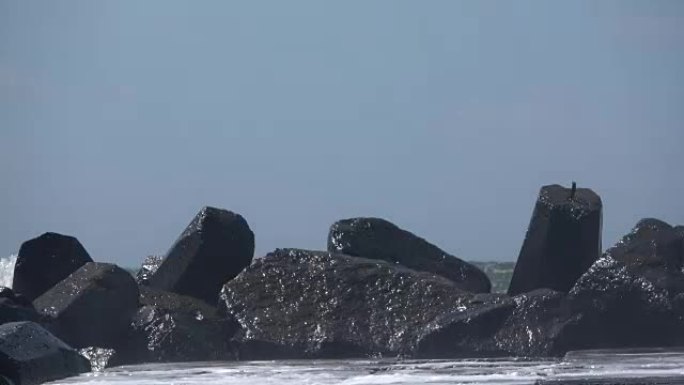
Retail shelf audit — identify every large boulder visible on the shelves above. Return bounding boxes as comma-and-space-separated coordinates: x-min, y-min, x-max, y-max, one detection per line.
605, 219, 684, 294
33, 262, 139, 349
0, 287, 40, 326
414, 293, 514, 358
498, 255, 681, 357
111, 287, 236, 365
416, 288, 581, 358
498, 256, 680, 357
508, 184, 603, 295
0, 321, 90, 385
219, 248, 474, 359
421, 253, 684, 359
328, 217, 491, 293
12, 233, 93, 301
561, 255, 680, 351
146, 207, 255, 304
494, 289, 580, 357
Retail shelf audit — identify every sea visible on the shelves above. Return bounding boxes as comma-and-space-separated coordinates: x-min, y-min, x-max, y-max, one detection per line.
2, 255, 684, 385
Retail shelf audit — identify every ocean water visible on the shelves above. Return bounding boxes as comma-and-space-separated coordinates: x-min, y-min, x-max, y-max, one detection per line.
45, 350, 684, 385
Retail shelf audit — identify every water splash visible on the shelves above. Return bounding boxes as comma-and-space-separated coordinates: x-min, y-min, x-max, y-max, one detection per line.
43, 351, 684, 385
79, 347, 116, 372
0, 255, 17, 288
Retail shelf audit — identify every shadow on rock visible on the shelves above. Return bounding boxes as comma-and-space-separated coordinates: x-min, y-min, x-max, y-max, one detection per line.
111, 287, 238, 366
33, 262, 139, 349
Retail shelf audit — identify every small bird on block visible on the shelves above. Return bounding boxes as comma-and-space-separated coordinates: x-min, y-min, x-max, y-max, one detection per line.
570, 181, 577, 200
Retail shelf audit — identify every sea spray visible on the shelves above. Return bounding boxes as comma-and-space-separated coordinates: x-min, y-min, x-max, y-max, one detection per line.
41, 351, 684, 385
0, 255, 17, 288
79, 347, 115, 372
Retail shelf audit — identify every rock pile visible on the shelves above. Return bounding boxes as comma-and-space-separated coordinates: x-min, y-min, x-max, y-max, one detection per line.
2, 187, 683, 383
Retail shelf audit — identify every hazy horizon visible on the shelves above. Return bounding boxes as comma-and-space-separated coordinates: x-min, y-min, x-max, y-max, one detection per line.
2, 1, 683, 266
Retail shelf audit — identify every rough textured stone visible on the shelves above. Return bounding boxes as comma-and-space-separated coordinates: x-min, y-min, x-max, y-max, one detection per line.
12, 233, 93, 301
147, 207, 255, 304
676, 224, 684, 259
496, 256, 681, 357
0, 321, 90, 385
498, 253, 680, 358
33, 262, 139, 349
111, 287, 236, 365
415, 293, 514, 358
508, 184, 603, 295
562, 255, 680, 351
494, 289, 580, 357
328, 217, 491, 293
219, 248, 473, 359
0, 287, 40, 326
605, 219, 684, 294
135, 255, 162, 285
675, 225, 684, 239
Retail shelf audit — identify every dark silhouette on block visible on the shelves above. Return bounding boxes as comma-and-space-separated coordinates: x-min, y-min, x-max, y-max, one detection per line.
508, 184, 602, 295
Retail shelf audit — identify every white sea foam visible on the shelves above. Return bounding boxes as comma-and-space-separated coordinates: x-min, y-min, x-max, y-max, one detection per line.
44, 351, 684, 385
0, 254, 17, 288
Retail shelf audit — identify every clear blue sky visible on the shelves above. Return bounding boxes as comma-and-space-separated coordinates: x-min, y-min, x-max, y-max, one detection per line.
1, 1, 683, 266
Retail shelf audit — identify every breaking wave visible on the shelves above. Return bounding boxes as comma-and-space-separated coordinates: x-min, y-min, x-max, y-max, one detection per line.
0, 255, 16, 288
44, 350, 684, 385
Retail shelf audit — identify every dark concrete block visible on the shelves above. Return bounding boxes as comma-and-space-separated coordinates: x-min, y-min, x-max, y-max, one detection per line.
13, 233, 93, 301
147, 207, 254, 304
0, 321, 89, 385
508, 184, 602, 295
33, 262, 139, 349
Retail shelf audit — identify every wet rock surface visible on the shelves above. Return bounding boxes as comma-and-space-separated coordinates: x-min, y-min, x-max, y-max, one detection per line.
605, 219, 684, 294
220, 248, 475, 359
418, 288, 585, 358
219, 239, 684, 359
0, 321, 90, 385
111, 287, 236, 365
328, 217, 491, 293
494, 289, 580, 357
508, 184, 603, 295
495, 254, 682, 357
147, 207, 255, 304
135, 255, 162, 285
415, 293, 515, 358
0, 287, 40, 326
33, 262, 139, 349
563, 255, 681, 350
5, 185, 684, 366
12, 232, 93, 301
419, 253, 684, 358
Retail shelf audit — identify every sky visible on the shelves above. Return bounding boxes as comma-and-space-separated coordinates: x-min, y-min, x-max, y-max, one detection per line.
1, 1, 683, 267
